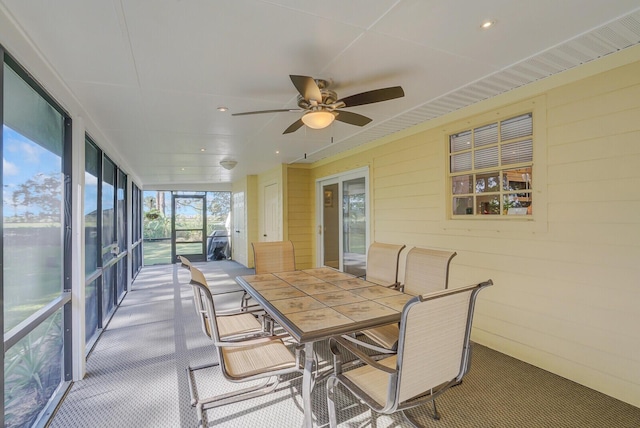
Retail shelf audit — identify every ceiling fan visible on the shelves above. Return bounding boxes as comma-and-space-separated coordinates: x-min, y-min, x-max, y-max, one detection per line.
232, 75, 404, 134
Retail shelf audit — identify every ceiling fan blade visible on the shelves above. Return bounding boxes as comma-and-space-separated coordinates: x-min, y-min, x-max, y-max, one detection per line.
338, 86, 404, 107
290, 75, 322, 102
283, 118, 305, 134
334, 110, 372, 127
232, 109, 301, 116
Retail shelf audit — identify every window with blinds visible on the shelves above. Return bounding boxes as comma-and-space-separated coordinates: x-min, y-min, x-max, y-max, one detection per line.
449, 113, 533, 217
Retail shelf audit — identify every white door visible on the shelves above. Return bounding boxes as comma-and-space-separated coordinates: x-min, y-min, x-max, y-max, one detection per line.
263, 183, 279, 242
232, 191, 247, 266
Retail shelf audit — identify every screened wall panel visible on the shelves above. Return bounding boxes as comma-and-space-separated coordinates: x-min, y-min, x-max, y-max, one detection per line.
102, 157, 116, 266
2, 63, 65, 331
84, 139, 99, 276
84, 277, 99, 344
2, 54, 71, 428
102, 265, 115, 322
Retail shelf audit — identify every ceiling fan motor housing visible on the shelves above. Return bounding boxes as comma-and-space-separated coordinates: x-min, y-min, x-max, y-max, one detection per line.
297, 87, 338, 110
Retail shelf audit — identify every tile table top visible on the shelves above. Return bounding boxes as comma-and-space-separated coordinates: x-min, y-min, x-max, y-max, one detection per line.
237, 269, 413, 342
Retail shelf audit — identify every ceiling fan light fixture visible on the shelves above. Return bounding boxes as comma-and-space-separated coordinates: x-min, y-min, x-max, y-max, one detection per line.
220, 160, 238, 170
301, 110, 335, 129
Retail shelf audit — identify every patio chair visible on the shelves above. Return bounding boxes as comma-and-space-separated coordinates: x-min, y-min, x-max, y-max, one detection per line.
241, 241, 297, 312
178, 255, 206, 321
186, 267, 303, 426
360, 248, 457, 351
185, 263, 264, 340
327, 280, 493, 428
179, 253, 249, 300
361, 242, 406, 287
252, 240, 296, 274
177, 254, 193, 269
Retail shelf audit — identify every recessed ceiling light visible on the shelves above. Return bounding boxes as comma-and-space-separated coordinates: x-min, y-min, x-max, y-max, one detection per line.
200, 148, 206, 152
181, 168, 185, 171
276, 150, 280, 154
481, 20, 495, 29
217, 106, 228, 112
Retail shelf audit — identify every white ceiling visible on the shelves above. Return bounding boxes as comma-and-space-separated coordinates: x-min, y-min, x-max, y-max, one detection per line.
2, 0, 640, 188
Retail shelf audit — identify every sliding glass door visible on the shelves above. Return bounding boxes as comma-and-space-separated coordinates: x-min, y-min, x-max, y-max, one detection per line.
317, 168, 369, 275
342, 177, 367, 276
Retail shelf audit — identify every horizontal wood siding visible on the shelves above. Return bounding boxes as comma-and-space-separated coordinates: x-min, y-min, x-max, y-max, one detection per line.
287, 167, 313, 269
307, 57, 640, 406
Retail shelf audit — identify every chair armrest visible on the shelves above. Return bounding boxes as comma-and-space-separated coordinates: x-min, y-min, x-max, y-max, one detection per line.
214, 333, 291, 348
339, 334, 397, 355
329, 336, 396, 375
215, 306, 263, 316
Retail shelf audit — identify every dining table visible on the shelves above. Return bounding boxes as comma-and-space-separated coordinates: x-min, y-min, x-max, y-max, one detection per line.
235, 267, 413, 428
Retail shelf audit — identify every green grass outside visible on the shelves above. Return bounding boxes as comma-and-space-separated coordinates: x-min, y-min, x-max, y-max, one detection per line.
143, 240, 172, 265
143, 240, 204, 265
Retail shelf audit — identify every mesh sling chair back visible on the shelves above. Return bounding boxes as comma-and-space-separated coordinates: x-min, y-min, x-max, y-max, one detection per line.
361, 248, 457, 351
178, 255, 259, 337
178, 255, 202, 319
178, 255, 193, 270
327, 280, 492, 428
242, 241, 297, 312
186, 267, 302, 425
187, 264, 264, 341
252, 240, 296, 274
362, 242, 406, 286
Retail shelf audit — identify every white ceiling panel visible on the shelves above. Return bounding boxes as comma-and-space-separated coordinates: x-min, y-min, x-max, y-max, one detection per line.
1, 0, 639, 186
4, 0, 138, 86
68, 81, 144, 131
374, 0, 640, 68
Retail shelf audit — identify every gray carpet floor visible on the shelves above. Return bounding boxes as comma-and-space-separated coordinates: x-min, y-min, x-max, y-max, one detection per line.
49, 261, 640, 428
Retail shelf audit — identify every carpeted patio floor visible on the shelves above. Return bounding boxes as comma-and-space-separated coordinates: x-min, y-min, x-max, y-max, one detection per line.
49, 261, 640, 428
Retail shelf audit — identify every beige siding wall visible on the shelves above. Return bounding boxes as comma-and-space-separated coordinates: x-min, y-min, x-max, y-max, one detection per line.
304, 54, 640, 406
252, 164, 313, 269
287, 166, 313, 269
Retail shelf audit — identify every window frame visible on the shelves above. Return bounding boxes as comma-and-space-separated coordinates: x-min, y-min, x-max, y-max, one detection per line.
441, 96, 548, 234
449, 113, 534, 218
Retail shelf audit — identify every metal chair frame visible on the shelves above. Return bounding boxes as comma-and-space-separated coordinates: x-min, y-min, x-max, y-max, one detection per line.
186, 267, 304, 426
327, 280, 493, 428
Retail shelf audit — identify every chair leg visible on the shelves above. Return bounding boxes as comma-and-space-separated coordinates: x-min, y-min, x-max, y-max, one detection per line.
187, 363, 220, 406
326, 377, 339, 428
431, 399, 441, 420
240, 291, 248, 311
262, 313, 275, 335
197, 402, 207, 428
370, 408, 378, 428
401, 399, 440, 428
199, 376, 278, 410
188, 362, 281, 424
241, 291, 257, 312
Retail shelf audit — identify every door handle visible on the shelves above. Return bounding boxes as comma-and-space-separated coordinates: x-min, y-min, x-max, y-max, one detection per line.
263, 234, 267, 237
235, 230, 240, 233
